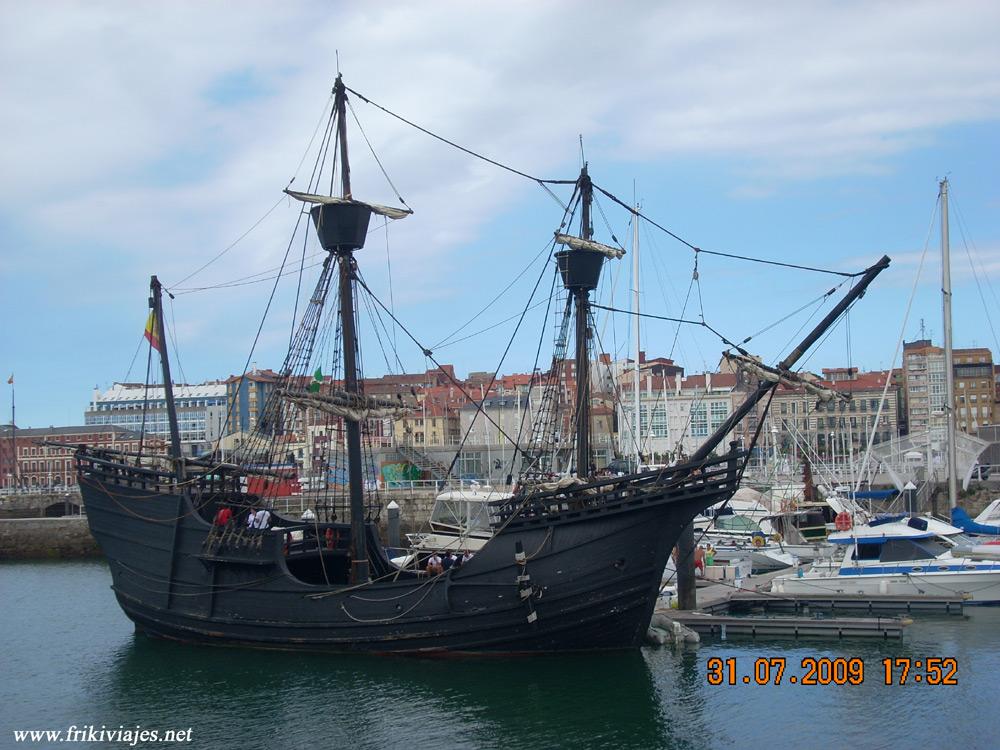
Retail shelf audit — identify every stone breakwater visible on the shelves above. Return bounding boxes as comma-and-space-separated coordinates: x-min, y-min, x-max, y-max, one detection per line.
0, 517, 101, 560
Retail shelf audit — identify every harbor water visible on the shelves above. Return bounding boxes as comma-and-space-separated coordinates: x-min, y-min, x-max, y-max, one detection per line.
2, 560, 1000, 750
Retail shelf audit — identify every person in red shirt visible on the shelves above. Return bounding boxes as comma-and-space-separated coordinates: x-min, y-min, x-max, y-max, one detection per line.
213, 506, 233, 526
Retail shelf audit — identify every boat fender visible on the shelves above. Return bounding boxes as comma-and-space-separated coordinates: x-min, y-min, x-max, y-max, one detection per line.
835, 511, 853, 531
770, 532, 783, 543
514, 540, 526, 565
752, 535, 765, 548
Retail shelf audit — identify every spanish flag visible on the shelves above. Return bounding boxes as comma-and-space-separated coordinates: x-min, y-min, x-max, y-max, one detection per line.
144, 312, 162, 352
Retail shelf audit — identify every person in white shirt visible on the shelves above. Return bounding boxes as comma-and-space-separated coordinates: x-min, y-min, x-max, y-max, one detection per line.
253, 508, 271, 530
426, 553, 443, 575
247, 508, 257, 528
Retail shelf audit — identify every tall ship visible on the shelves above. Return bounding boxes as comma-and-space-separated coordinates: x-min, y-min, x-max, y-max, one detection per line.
75, 75, 889, 653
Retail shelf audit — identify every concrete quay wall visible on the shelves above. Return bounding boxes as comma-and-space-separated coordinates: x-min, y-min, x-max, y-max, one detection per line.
0, 517, 101, 560
0, 491, 83, 518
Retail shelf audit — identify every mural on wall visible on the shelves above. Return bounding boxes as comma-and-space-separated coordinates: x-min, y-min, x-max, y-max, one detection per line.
380, 461, 424, 487
325, 460, 379, 487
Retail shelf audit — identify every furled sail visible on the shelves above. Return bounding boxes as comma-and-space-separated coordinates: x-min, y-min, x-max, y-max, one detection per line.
723, 352, 848, 403
283, 190, 412, 220
279, 388, 414, 421
554, 233, 626, 259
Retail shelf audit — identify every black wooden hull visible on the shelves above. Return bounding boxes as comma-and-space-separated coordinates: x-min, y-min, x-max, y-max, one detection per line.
77, 451, 742, 653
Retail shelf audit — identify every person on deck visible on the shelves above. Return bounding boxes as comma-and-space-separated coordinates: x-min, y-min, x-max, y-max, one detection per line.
426, 553, 443, 575
462, 550, 474, 565
705, 543, 716, 568
213, 506, 233, 526
247, 508, 257, 528
253, 507, 272, 530
442, 551, 457, 571
694, 545, 705, 577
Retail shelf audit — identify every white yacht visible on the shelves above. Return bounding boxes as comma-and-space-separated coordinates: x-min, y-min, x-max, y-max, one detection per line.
405, 482, 511, 553
706, 534, 798, 572
771, 514, 1000, 602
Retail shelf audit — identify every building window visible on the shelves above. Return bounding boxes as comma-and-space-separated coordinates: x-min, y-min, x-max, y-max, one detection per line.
690, 404, 708, 437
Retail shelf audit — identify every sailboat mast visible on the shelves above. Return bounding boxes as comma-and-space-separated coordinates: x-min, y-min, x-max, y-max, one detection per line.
150, 275, 185, 481
333, 75, 370, 584
940, 178, 958, 508
574, 166, 594, 477
632, 205, 641, 470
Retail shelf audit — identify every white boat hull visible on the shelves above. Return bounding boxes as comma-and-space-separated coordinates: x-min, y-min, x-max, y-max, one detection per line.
772, 568, 1000, 603
710, 545, 797, 572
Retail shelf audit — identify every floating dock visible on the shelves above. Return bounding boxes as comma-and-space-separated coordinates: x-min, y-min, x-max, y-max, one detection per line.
650, 567, 965, 642
728, 590, 966, 614
663, 610, 908, 639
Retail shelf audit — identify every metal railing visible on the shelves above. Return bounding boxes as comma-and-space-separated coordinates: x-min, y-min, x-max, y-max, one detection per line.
0, 486, 83, 497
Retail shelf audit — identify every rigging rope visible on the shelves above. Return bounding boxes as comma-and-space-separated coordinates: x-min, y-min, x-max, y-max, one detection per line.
347, 98, 411, 212
671, 262, 697, 359
354, 274, 538, 467
343, 85, 576, 189
589, 303, 750, 355
951, 190, 1000, 355
852, 193, 939, 493
432, 239, 555, 349
168, 196, 285, 290
592, 183, 864, 278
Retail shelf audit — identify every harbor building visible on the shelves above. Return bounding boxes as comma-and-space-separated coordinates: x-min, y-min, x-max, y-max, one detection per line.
225, 369, 281, 437
766, 368, 902, 467
0, 424, 152, 490
615, 371, 740, 464
902, 340, 995, 436
86, 381, 227, 457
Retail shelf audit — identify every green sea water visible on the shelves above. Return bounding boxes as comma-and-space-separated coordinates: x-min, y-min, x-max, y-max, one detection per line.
2, 560, 999, 750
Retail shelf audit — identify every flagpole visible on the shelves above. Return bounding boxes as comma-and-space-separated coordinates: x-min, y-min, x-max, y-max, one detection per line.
8, 375, 16, 490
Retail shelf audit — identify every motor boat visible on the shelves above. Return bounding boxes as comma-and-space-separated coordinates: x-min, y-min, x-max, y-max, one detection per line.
771, 514, 1000, 602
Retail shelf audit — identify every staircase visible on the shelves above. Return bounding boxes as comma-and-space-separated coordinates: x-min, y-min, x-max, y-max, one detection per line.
397, 444, 452, 482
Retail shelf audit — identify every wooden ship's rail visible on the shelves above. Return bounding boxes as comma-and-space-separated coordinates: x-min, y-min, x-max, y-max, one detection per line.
492, 447, 745, 530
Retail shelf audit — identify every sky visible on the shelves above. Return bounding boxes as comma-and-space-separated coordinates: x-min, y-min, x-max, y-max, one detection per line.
1, 0, 999, 429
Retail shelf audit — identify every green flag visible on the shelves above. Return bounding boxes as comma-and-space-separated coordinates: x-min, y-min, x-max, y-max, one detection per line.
308, 367, 323, 393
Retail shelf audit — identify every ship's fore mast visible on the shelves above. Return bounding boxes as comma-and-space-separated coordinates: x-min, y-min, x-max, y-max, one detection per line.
309, 75, 373, 585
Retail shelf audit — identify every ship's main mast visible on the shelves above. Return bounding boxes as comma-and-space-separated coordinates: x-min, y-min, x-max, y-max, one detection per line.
556, 166, 603, 478
309, 75, 372, 585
